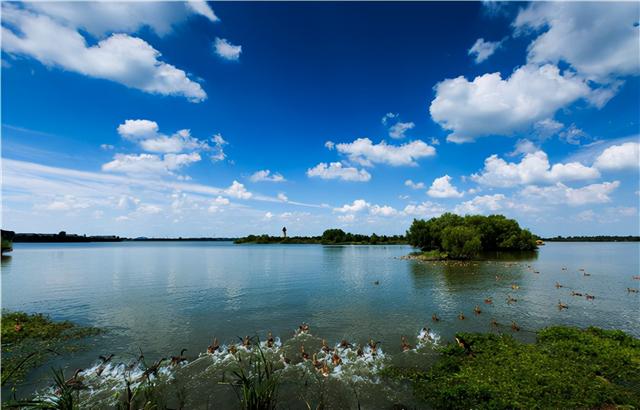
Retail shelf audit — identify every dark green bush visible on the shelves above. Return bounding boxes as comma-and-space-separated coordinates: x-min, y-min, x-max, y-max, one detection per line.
406, 213, 537, 258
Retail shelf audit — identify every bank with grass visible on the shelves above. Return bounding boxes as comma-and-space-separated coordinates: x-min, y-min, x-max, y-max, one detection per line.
1, 311, 101, 389
382, 326, 640, 409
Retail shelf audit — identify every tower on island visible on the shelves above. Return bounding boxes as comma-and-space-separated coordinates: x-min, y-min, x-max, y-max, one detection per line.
282, 226, 287, 238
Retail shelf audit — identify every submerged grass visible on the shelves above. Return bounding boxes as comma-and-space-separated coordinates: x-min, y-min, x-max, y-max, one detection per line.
382, 326, 640, 409
1, 310, 101, 387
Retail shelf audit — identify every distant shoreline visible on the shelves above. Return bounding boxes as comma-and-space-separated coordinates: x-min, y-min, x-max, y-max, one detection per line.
5, 232, 640, 244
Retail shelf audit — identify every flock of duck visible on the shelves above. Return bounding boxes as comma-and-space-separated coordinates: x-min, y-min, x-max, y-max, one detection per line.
422, 263, 640, 336
36, 264, 640, 402
49, 321, 443, 401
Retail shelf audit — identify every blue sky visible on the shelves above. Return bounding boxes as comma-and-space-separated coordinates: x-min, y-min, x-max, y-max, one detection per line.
2, 1, 639, 237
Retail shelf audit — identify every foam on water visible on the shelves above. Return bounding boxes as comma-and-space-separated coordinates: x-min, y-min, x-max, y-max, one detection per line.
31, 328, 438, 407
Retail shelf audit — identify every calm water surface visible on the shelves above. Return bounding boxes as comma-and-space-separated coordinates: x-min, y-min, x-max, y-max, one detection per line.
2, 241, 639, 404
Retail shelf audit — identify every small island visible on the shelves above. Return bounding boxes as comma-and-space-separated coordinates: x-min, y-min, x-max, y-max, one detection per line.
406, 213, 538, 260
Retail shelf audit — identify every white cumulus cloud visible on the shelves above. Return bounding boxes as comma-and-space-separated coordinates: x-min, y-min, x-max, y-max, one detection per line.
306, 162, 371, 182
454, 194, 506, 215
403, 201, 446, 217
388, 121, 415, 139
250, 170, 286, 183
224, 181, 252, 199
102, 153, 201, 175
2, 5, 207, 102
514, 2, 640, 82
468, 38, 503, 64
334, 199, 370, 213
594, 142, 640, 171
471, 150, 600, 188
334, 138, 435, 167
521, 181, 621, 206
214, 37, 242, 61
429, 64, 592, 143
427, 175, 464, 198
404, 179, 425, 190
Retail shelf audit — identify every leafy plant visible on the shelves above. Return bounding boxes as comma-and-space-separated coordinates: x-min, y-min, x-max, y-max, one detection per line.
228, 337, 280, 410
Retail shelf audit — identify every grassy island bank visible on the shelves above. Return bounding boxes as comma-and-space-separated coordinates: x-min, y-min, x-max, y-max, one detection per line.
406, 213, 538, 260
1, 311, 100, 388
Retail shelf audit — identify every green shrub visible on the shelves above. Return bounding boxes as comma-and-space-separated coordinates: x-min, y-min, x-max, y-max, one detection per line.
383, 326, 640, 409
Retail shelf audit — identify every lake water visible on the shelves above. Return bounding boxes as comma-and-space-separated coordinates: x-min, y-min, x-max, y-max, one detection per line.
2, 241, 639, 407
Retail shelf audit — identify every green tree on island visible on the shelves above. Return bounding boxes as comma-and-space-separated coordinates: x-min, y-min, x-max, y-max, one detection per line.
406, 213, 537, 259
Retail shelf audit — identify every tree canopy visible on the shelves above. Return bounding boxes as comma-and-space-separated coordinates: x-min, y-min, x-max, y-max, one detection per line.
406, 213, 537, 259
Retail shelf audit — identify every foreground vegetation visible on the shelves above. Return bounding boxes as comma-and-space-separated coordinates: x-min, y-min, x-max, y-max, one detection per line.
407, 213, 538, 259
6, 324, 638, 409
1, 311, 100, 387
235, 229, 406, 245
383, 326, 640, 409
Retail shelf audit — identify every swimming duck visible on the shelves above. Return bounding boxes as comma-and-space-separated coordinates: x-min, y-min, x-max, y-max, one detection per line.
420, 327, 433, 342
571, 291, 583, 297
490, 318, 499, 328
474, 305, 482, 315
373, 280, 380, 285
57, 369, 85, 393
458, 312, 465, 320
507, 295, 518, 304
495, 275, 502, 281
484, 297, 493, 304
140, 358, 166, 382
331, 351, 342, 366
170, 349, 187, 366
583, 272, 591, 277
126, 354, 145, 372
511, 284, 520, 290
368, 339, 379, 355
561, 267, 567, 271
585, 294, 595, 300
207, 338, 220, 354
321, 361, 330, 377
555, 282, 563, 289
401, 336, 412, 352
558, 300, 568, 310
339, 339, 352, 349
511, 321, 520, 332
628, 288, 639, 293
455, 336, 473, 355
633, 275, 640, 280
96, 354, 114, 376
300, 344, 309, 361
312, 353, 322, 369
242, 336, 252, 349
298, 323, 310, 334
432, 313, 440, 322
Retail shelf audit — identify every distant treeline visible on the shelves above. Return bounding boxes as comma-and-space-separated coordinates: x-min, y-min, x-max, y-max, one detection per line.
235, 229, 407, 245
12, 232, 235, 243
14, 232, 123, 243
542, 235, 640, 242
